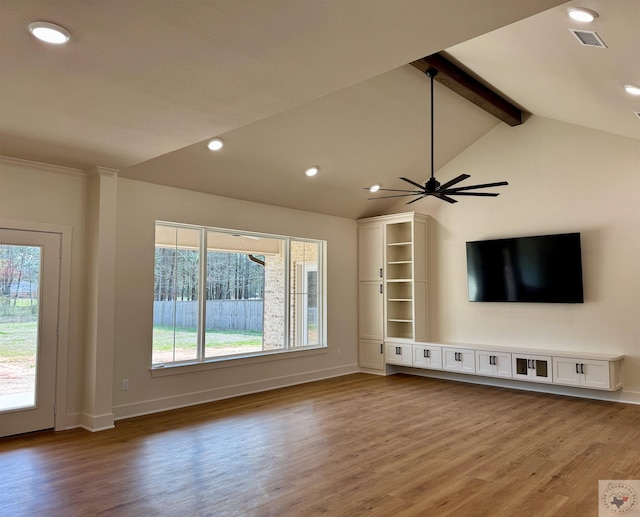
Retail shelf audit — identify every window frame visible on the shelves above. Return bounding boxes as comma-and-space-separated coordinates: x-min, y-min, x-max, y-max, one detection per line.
151, 221, 327, 371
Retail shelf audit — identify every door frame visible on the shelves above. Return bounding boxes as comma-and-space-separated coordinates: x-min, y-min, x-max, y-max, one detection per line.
1, 219, 72, 431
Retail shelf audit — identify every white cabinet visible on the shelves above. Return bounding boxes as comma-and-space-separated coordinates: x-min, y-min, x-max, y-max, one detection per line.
359, 340, 385, 371
442, 347, 475, 374
386, 343, 413, 366
512, 354, 553, 384
552, 357, 622, 390
413, 344, 442, 370
475, 350, 512, 378
357, 221, 384, 371
357, 213, 429, 349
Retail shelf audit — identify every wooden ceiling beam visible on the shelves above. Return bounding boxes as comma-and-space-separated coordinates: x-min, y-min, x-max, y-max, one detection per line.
411, 53, 524, 127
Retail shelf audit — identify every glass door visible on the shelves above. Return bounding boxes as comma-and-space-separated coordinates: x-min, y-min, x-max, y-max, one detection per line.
0, 229, 60, 437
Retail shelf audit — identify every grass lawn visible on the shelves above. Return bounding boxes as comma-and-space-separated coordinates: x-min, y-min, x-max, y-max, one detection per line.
0, 321, 38, 360
153, 326, 264, 363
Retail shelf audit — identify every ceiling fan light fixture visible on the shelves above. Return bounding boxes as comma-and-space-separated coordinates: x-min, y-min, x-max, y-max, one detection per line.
305, 166, 319, 177
369, 184, 380, 193
624, 84, 640, 96
567, 7, 599, 23
207, 138, 224, 151
28, 21, 71, 44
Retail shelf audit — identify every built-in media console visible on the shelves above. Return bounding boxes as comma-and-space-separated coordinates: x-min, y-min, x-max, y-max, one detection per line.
385, 342, 624, 391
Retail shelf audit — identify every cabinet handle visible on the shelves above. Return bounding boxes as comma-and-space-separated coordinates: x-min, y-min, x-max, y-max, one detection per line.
380, 284, 383, 294
380, 343, 383, 354
490, 355, 495, 365
580, 363, 585, 374
427, 349, 431, 358
576, 363, 580, 374
527, 359, 532, 369
380, 268, 383, 278
532, 360, 536, 370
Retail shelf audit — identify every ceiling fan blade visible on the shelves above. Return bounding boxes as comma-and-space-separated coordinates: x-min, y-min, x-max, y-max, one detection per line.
433, 192, 458, 203
405, 195, 426, 205
364, 187, 423, 193
368, 193, 426, 200
400, 177, 426, 190
437, 173, 470, 191
446, 181, 509, 192
446, 191, 501, 197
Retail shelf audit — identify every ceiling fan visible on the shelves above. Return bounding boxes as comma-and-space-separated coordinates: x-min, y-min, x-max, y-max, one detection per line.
367, 68, 508, 204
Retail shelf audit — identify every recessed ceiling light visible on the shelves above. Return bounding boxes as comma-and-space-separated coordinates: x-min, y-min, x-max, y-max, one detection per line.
624, 84, 640, 96
369, 185, 380, 193
28, 21, 71, 44
207, 138, 224, 151
305, 166, 319, 177
567, 7, 599, 23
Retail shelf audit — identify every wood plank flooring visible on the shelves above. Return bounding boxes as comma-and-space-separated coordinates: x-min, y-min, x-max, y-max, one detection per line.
1, 373, 639, 516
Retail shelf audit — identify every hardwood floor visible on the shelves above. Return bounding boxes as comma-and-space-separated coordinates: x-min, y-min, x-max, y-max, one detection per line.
1, 373, 639, 516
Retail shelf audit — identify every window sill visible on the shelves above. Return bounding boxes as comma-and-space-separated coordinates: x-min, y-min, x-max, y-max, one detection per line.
149, 346, 328, 377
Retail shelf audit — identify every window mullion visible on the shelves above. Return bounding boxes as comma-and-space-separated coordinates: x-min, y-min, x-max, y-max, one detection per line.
284, 238, 290, 350
197, 229, 207, 362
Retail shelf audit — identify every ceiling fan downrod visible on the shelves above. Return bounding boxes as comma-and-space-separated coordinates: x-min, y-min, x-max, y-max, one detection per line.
365, 66, 508, 204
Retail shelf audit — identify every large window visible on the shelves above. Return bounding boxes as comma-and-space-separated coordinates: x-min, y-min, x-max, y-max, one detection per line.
152, 222, 325, 366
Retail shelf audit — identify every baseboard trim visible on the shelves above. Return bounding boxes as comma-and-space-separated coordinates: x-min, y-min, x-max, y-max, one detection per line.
75, 412, 116, 432
390, 366, 640, 405
113, 364, 359, 421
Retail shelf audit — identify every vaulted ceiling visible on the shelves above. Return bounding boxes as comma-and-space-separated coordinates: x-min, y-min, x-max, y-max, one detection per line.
1, 0, 638, 219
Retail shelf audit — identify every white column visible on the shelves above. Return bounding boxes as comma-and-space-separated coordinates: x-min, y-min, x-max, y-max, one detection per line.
81, 166, 118, 431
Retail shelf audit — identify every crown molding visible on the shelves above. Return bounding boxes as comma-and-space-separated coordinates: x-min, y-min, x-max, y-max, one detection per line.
0, 155, 86, 177
86, 165, 120, 178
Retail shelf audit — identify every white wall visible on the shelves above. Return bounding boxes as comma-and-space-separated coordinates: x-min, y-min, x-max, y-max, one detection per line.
407, 116, 640, 397
112, 178, 359, 419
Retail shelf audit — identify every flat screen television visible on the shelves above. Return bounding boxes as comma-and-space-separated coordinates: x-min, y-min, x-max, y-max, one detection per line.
466, 232, 584, 303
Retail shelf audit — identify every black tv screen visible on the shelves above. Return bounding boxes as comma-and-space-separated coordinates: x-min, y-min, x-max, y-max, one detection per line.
466, 232, 584, 303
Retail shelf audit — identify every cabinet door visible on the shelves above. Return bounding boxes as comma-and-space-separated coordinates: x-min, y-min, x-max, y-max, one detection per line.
386, 343, 412, 366
580, 359, 610, 389
493, 352, 512, 378
475, 351, 495, 376
552, 357, 581, 386
530, 355, 553, 383
358, 223, 383, 282
358, 282, 383, 340
442, 348, 459, 371
359, 340, 384, 371
413, 345, 442, 370
458, 349, 476, 374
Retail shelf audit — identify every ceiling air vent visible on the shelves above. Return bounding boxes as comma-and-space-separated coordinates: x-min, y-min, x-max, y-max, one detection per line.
569, 29, 607, 48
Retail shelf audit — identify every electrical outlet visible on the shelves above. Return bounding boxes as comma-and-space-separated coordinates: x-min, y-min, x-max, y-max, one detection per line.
121, 378, 129, 391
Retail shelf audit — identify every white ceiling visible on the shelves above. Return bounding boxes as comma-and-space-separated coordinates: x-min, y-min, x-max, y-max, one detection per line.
1, 0, 638, 219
